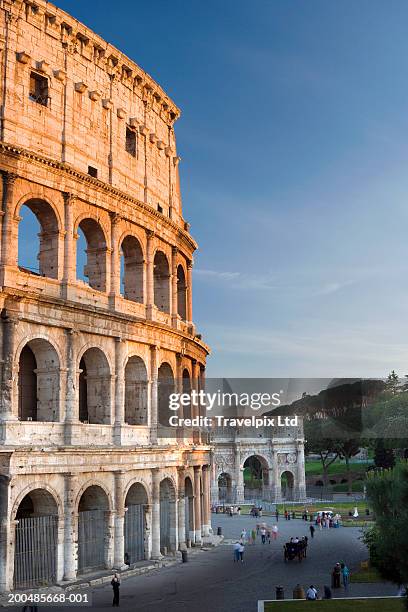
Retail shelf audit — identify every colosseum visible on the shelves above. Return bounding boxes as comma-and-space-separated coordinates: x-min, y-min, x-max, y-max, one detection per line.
0, 0, 212, 591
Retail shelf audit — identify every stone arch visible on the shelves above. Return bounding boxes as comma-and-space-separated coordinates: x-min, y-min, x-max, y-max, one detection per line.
153, 250, 170, 313
124, 355, 148, 425
13, 487, 60, 589
176, 264, 187, 320
184, 476, 194, 545
11, 483, 62, 521
17, 337, 61, 422
77, 484, 111, 573
120, 234, 144, 303
158, 362, 174, 428
17, 197, 60, 278
124, 482, 148, 564
76, 217, 108, 291
281, 470, 295, 501
243, 454, 270, 501
182, 368, 191, 420
160, 477, 177, 553
78, 347, 111, 424
217, 472, 233, 503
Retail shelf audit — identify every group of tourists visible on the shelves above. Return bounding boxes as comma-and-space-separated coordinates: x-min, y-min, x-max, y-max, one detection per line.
316, 512, 341, 529
249, 505, 263, 517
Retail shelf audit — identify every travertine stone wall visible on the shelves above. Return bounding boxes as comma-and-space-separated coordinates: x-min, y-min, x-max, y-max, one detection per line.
0, 0, 212, 591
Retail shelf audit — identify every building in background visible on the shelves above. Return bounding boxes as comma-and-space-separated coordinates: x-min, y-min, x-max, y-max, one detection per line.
0, 0, 211, 591
211, 422, 306, 505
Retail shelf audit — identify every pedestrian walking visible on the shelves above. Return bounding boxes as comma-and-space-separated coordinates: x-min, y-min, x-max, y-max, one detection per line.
111, 573, 121, 607
238, 541, 245, 562
260, 527, 266, 544
341, 563, 350, 589
284, 510, 288, 521
332, 563, 341, 589
251, 528, 256, 544
240, 528, 247, 543
233, 541, 240, 562
272, 524, 278, 540
275, 508, 279, 521
309, 524, 315, 538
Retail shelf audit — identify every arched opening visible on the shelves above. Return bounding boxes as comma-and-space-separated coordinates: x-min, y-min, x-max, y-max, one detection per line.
76, 218, 107, 291
158, 362, 174, 429
218, 472, 233, 503
78, 348, 111, 424
153, 251, 170, 313
243, 455, 269, 501
177, 265, 187, 320
14, 489, 59, 588
281, 471, 295, 501
160, 478, 176, 554
124, 356, 148, 425
18, 199, 59, 278
182, 368, 191, 420
124, 483, 148, 565
18, 339, 60, 422
184, 477, 194, 546
77, 485, 109, 573
120, 235, 144, 303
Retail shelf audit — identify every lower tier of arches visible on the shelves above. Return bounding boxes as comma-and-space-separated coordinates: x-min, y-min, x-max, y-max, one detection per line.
0, 463, 211, 592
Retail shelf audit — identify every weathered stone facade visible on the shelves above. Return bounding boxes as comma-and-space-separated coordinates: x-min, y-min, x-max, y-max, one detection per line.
211, 424, 306, 505
0, 0, 211, 591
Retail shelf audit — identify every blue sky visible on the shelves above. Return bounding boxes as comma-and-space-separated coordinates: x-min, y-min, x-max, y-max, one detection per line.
23, 1, 408, 378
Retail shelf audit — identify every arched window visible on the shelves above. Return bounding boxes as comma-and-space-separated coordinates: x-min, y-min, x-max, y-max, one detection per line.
182, 368, 191, 419
76, 218, 107, 291
177, 265, 187, 320
125, 356, 148, 425
153, 251, 170, 313
18, 339, 60, 422
78, 348, 111, 424
120, 235, 144, 303
18, 199, 59, 278
158, 362, 174, 427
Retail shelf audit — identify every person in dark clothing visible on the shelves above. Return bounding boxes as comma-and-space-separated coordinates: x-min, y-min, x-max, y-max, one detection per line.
111, 573, 121, 606
309, 524, 315, 538
275, 509, 279, 521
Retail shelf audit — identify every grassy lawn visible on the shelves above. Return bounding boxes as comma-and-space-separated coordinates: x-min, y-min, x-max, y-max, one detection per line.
276, 501, 371, 515
305, 460, 373, 477
263, 598, 403, 611
351, 566, 383, 583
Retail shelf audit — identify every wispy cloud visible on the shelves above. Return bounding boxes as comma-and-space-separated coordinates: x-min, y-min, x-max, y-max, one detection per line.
194, 268, 356, 297
194, 268, 241, 280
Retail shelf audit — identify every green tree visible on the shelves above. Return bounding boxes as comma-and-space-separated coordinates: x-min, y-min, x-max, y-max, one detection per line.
385, 370, 400, 395
364, 462, 408, 600
374, 439, 395, 470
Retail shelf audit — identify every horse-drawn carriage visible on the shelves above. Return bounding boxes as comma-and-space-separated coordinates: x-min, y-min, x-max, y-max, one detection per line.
283, 538, 308, 562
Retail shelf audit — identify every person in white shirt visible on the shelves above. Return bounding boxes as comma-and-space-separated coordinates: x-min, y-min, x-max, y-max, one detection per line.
260, 527, 266, 544
306, 585, 318, 600
272, 525, 279, 540
233, 541, 240, 562
238, 541, 245, 562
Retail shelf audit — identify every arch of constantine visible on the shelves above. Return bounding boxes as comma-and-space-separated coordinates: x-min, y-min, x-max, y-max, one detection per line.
0, 0, 211, 591
211, 424, 307, 504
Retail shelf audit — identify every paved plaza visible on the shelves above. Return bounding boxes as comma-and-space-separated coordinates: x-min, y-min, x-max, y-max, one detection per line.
73, 514, 396, 612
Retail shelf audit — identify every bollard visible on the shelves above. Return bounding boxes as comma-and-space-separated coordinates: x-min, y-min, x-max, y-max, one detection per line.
293, 584, 305, 599
181, 550, 188, 563
217, 526, 222, 536
276, 586, 284, 600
